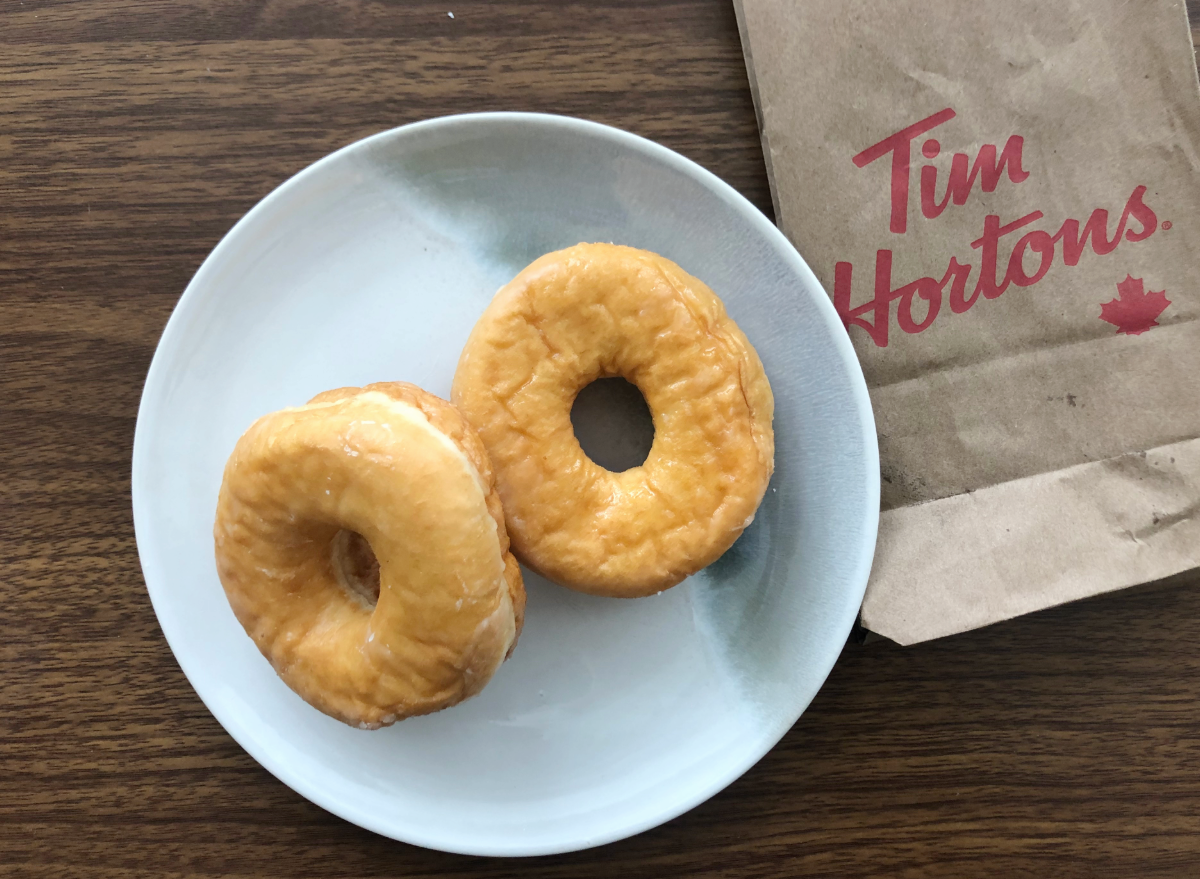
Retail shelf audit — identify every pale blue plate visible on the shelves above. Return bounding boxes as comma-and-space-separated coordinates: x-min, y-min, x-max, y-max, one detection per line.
132, 113, 879, 856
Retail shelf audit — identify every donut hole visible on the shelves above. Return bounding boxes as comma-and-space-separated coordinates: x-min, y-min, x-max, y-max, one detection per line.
330, 529, 381, 607
570, 377, 655, 472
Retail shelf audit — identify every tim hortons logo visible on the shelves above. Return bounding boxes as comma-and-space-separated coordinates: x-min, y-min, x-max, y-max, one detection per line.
833, 107, 1168, 347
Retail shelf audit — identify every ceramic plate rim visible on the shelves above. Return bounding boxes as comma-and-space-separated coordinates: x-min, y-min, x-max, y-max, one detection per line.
130, 111, 880, 857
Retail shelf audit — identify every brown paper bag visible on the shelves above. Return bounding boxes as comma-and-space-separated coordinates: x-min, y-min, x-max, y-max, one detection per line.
734, 0, 1200, 644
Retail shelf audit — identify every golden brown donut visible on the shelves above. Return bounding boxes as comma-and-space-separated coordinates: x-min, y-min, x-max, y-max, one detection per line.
452, 243, 774, 597
213, 382, 525, 728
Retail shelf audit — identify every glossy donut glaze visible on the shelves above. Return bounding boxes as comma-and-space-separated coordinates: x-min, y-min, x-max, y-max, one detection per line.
214, 382, 524, 728
453, 244, 774, 597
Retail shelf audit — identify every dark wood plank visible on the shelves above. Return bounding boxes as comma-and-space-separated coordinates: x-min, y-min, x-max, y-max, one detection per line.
1, 1, 1198, 876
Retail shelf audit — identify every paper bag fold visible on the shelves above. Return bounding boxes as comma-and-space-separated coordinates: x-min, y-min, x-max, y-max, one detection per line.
735, 0, 1200, 642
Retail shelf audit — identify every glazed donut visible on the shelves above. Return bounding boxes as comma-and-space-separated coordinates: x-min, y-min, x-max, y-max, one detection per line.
213, 382, 524, 728
452, 243, 774, 597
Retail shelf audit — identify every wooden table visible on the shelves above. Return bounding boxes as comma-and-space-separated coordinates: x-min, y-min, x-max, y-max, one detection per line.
4, 2, 1199, 875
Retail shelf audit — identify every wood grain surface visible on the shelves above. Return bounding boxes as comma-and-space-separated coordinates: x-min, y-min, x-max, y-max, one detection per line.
2, 2, 1199, 876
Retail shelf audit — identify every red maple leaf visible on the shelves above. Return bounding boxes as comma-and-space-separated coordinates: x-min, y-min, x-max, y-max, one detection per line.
1099, 275, 1170, 336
